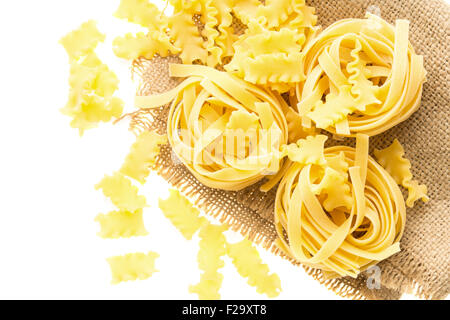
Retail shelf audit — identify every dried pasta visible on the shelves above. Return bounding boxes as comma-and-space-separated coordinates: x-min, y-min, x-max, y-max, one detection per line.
95, 209, 148, 239
158, 189, 208, 240
374, 139, 429, 207
227, 239, 281, 298
297, 14, 426, 136
226, 1, 317, 92
275, 134, 406, 277
107, 252, 159, 284
59, 20, 105, 60
113, 32, 178, 60
189, 224, 227, 299
113, 0, 179, 61
120, 130, 167, 183
95, 172, 147, 212
60, 23, 123, 135
135, 63, 289, 191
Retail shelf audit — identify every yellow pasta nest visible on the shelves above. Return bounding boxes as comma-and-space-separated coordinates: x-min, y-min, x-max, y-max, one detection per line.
136, 64, 289, 191
275, 134, 406, 277
297, 13, 426, 137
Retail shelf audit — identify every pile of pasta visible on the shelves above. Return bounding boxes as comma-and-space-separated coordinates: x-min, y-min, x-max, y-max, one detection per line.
60, 0, 431, 291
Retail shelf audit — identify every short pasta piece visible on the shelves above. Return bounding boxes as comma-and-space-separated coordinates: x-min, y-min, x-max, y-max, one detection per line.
158, 189, 208, 240
114, 0, 168, 31
95, 172, 147, 212
227, 239, 281, 298
189, 224, 227, 300
113, 32, 178, 60
60, 23, 123, 135
95, 209, 148, 239
59, 20, 105, 60
297, 14, 427, 136
374, 139, 429, 207
107, 252, 159, 284
120, 130, 167, 183
275, 134, 406, 277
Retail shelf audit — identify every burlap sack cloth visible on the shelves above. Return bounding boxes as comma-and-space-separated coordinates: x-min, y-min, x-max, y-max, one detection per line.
126, 0, 449, 299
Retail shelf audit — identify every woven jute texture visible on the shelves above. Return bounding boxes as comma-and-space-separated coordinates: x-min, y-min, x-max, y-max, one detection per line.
128, 0, 449, 300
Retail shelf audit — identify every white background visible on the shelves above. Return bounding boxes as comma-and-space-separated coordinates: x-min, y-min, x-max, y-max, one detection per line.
0, 0, 442, 300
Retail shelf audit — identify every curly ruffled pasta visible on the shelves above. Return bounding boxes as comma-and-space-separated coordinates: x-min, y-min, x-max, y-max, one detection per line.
135, 64, 289, 191
275, 134, 406, 278
59, 20, 105, 60
225, 21, 305, 87
120, 130, 167, 183
168, 1, 207, 64
158, 189, 208, 240
374, 139, 429, 208
95, 209, 148, 239
297, 13, 426, 137
226, 1, 317, 93
113, 32, 179, 60
189, 224, 227, 300
95, 172, 147, 212
60, 23, 124, 135
227, 239, 281, 298
107, 252, 159, 284
115, 0, 168, 31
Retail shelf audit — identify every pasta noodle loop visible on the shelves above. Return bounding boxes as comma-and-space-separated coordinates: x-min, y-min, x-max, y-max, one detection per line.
275, 134, 406, 277
136, 64, 289, 191
298, 13, 426, 136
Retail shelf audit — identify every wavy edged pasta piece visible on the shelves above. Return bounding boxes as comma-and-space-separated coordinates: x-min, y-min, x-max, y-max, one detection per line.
59, 20, 105, 60
282, 134, 327, 165
225, 21, 306, 91
227, 239, 281, 298
115, 0, 168, 30
95, 209, 148, 239
189, 223, 227, 300
113, 32, 179, 60
158, 189, 208, 240
120, 130, 167, 183
107, 252, 159, 284
298, 14, 427, 137
135, 63, 289, 191
95, 172, 147, 212
168, 4, 206, 64
60, 24, 123, 135
275, 134, 407, 277
374, 139, 429, 207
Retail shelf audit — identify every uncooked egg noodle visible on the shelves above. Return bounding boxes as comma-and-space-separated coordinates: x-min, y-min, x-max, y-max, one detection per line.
296, 13, 426, 136
136, 63, 290, 191
275, 134, 406, 278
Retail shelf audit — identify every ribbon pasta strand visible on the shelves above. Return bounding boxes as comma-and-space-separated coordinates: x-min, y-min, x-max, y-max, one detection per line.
275, 134, 406, 277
